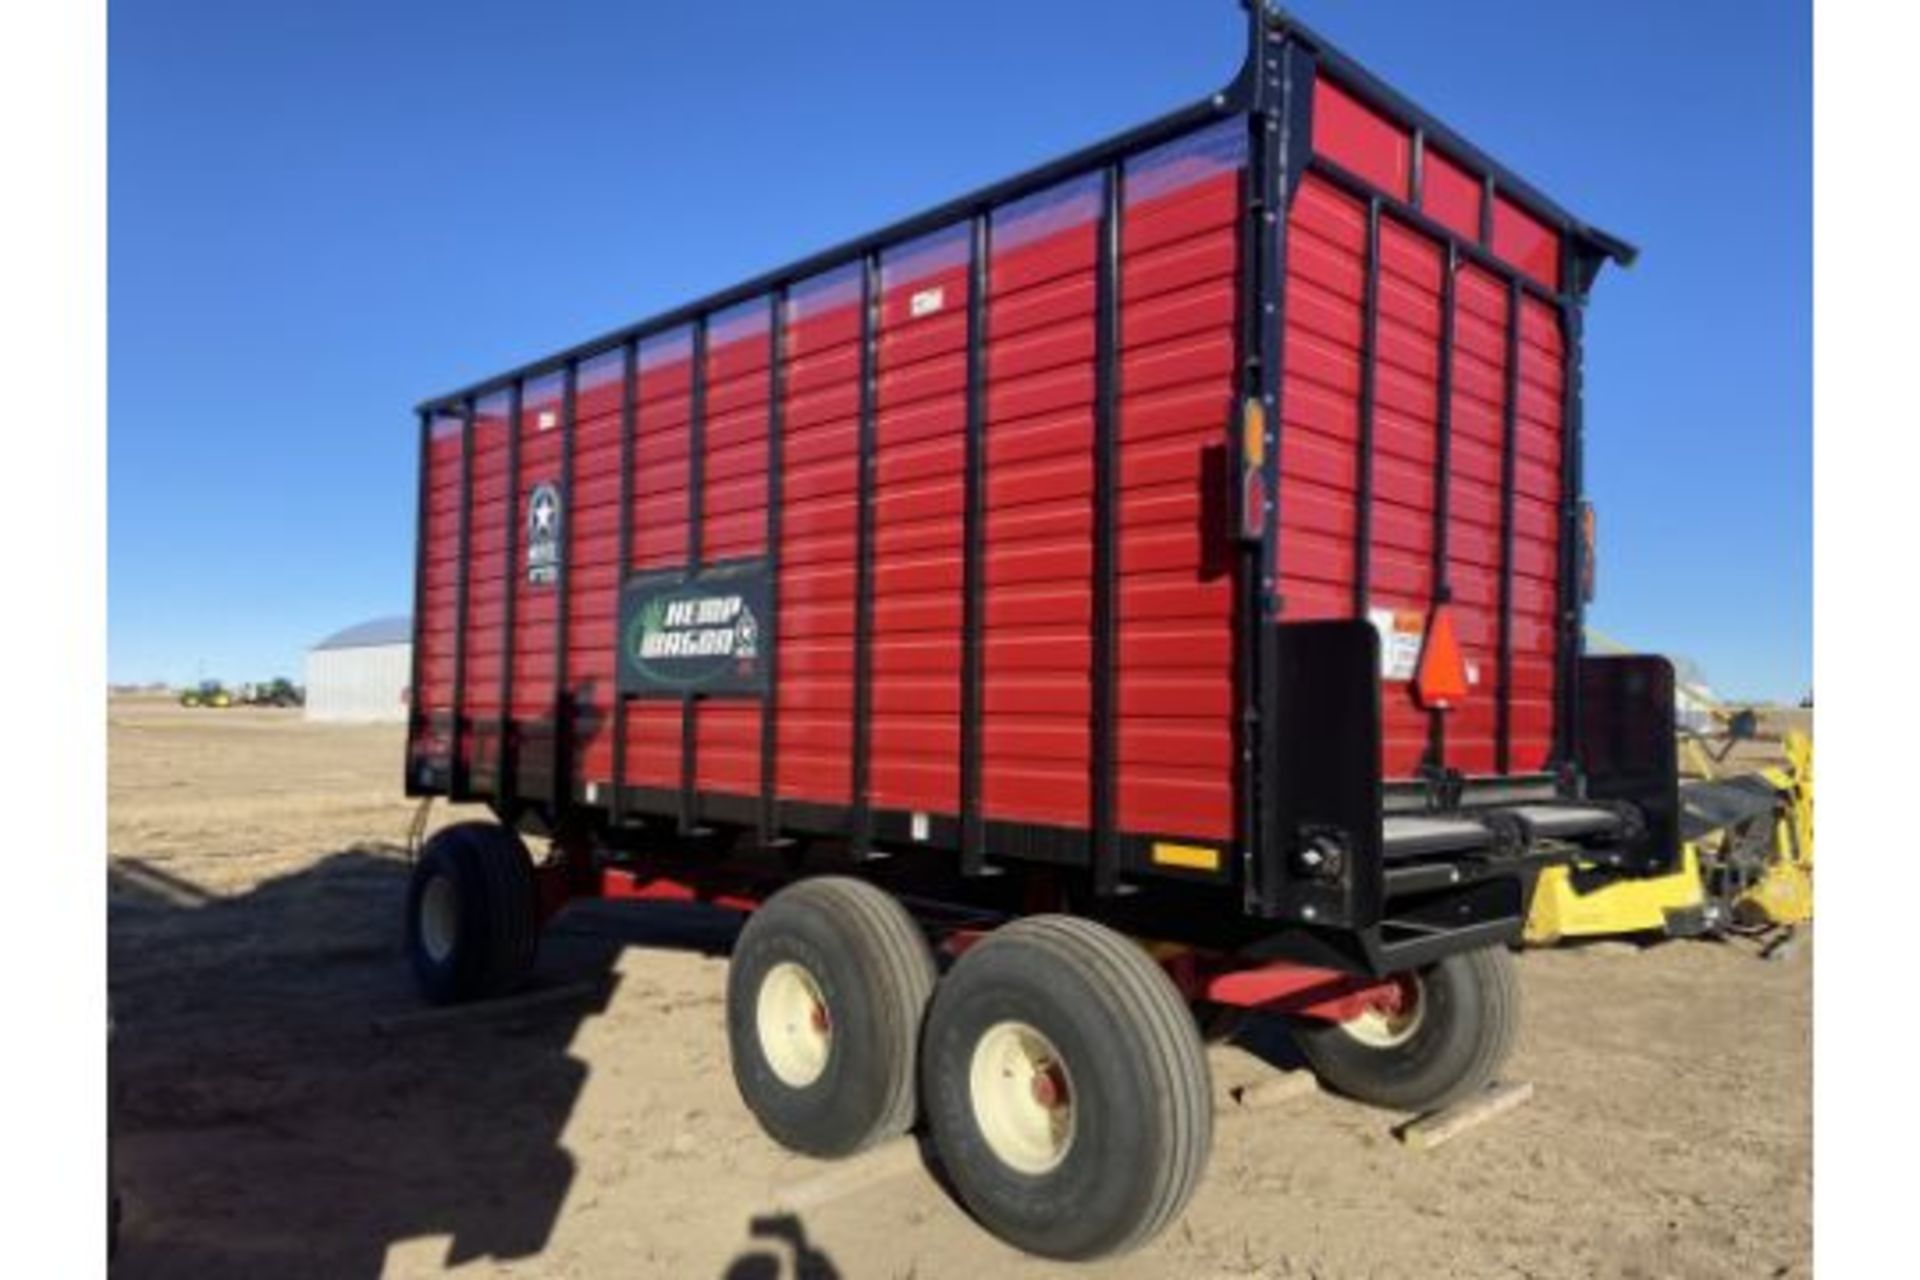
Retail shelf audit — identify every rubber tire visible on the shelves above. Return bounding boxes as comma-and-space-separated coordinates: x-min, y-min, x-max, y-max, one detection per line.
405, 821, 541, 1005
920, 916, 1213, 1261
1291, 945, 1519, 1113
726, 877, 937, 1158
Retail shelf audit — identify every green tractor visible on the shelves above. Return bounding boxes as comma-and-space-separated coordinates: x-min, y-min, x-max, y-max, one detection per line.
242, 678, 304, 708
179, 680, 232, 709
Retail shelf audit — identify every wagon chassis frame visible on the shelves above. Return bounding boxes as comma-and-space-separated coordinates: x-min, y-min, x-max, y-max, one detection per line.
405, 2, 1669, 979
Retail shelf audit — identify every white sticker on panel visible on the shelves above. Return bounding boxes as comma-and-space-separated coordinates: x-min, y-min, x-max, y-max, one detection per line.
909, 286, 945, 318
1368, 607, 1425, 682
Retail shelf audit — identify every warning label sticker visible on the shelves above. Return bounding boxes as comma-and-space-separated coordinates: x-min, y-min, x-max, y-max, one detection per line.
1368, 607, 1424, 682
909, 286, 945, 318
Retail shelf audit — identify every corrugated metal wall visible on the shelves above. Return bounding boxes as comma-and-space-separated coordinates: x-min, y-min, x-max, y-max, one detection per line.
305, 643, 411, 722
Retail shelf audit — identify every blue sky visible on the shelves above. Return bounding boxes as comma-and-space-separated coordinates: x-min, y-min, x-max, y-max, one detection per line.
109, 0, 1810, 700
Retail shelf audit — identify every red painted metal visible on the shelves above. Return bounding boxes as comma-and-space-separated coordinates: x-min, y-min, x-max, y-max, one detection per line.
1279, 84, 1572, 777
1158, 950, 1404, 1024
590, 868, 762, 916
534, 860, 764, 923
411, 55, 1582, 837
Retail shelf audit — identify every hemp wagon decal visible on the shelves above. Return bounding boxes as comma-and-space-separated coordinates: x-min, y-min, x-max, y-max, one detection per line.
618, 560, 773, 696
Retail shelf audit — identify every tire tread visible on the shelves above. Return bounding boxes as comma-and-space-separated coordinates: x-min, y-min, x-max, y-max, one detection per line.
955, 915, 1212, 1258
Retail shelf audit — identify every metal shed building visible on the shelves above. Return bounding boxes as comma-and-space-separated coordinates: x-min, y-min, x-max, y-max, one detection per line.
305, 616, 412, 723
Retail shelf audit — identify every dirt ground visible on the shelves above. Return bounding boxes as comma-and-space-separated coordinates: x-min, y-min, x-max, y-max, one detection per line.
107, 697, 1811, 1279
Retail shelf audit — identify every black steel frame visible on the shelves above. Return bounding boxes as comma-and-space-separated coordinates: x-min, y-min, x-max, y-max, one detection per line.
850, 255, 879, 858
403, 1, 1637, 962
450, 404, 476, 796
958, 215, 990, 877
610, 340, 639, 825
496, 382, 523, 805
680, 320, 709, 835
1090, 167, 1123, 896
405, 410, 433, 792
1425, 241, 1459, 773
758, 289, 788, 848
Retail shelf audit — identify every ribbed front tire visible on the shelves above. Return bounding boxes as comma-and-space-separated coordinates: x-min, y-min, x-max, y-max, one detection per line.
920, 916, 1213, 1261
726, 877, 938, 1158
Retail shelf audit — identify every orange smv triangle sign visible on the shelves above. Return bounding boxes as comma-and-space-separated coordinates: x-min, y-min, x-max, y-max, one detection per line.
1415, 605, 1469, 710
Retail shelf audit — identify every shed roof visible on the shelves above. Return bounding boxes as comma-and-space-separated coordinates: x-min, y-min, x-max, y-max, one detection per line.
312, 616, 412, 651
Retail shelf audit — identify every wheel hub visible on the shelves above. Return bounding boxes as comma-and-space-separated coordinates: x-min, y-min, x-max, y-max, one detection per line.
418, 872, 459, 964
756, 961, 833, 1088
1340, 972, 1426, 1049
969, 1021, 1076, 1176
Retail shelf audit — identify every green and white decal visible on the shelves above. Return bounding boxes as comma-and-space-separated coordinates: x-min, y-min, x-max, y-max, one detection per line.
618, 559, 772, 696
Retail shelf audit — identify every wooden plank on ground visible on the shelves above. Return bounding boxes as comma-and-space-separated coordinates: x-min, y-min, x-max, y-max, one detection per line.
1395, 1080, 1534, 1151
369, 979, 611, 1037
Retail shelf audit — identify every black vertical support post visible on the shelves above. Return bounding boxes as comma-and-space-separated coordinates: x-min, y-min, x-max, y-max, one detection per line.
759, 290, 786, 848
959, 213, 991, 875
850, 254, 879, 857
407, 410, 433, 786
610, 341, 637, 824
1555, 236, 1589, 776
1351, 197, 1381, 616
497, 381, 523, 805
680, 320, 708, 834
450, 402, 476, 799
1243, 19, 1309, 915
1427, 242, 1458, 772
1495, 277, 1522, 774
1091, 165, 1122, 895
552, 360, 577, 807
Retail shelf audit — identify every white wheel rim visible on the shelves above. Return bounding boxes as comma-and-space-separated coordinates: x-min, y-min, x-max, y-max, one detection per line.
969, 1021, 1076, 1176
756, 961, 832, 1088
419, 873, 459, 964
1340, 974, 1426, 1049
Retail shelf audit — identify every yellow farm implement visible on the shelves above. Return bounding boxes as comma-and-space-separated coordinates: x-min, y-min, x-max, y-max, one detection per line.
1524, 711, 1812, 951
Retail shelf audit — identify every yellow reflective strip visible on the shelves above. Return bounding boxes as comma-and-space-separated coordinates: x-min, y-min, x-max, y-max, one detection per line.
1152, 842, 1221, 872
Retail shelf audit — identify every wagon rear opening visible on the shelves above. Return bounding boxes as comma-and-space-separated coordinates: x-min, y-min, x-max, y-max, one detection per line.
397, 1, 1659, 1260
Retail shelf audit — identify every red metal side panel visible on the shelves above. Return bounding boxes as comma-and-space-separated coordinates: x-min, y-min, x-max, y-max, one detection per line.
1492, 193, 1561, 293
1421, 148, 1482, 246
1511, 294, 1565, 771
461, 390, 512, 780
775, 269, 862, 804
1290, 73, 1573, 780
698, 303, 771, 798
871, 230, 969, 814
567, 350, 625, 787
1312, 79, 1410, 202
621, 332, 693, 789
980, 179, 1101, 829
1277, 172, 1364, 625
416, 411, 464, 762
1114, 122, 1243, 841
509, 373, 565, 769
1445, 264, 1513, 773
1370, 220, 1444, 776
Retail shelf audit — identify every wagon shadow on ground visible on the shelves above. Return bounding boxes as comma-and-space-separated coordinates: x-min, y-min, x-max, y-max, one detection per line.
107, 844, 819, 1279
107, 842, 1327, 1278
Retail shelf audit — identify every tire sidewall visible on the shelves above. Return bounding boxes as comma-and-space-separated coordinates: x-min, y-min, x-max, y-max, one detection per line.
1296, 951, 1500, 1110
922, 945, 1164, 1260
726, 898, 896, 1156
404, 836, 491, 1003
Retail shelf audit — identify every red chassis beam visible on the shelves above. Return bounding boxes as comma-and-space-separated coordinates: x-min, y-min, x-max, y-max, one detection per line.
539, 867, 1394, 1025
